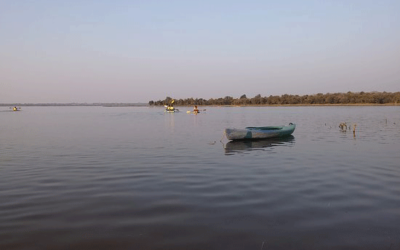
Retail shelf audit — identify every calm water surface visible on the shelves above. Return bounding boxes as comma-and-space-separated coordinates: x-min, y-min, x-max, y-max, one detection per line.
1, 106, 400, 249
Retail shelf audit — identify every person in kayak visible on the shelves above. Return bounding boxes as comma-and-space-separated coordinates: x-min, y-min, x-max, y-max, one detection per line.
193, 106, 199, 114
167, 100, 175, 111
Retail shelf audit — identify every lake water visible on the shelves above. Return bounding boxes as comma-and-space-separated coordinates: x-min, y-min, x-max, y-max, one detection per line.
1, 106, 400, 249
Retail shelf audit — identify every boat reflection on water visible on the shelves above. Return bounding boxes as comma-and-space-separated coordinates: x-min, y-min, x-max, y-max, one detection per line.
224, 135, 295, 155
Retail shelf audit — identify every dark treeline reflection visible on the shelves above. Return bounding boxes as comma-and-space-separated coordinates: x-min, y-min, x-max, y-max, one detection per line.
149, 91, 400, 106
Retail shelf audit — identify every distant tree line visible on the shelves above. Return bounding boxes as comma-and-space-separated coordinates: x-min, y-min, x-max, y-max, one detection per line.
149, 91, 400, 106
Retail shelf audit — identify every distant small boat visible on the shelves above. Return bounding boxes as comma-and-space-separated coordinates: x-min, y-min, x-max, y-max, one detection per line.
165, 108, 179, 113
225, 123, 296, 140
186, 109, 206, 114
11, 107, 21, 111
164, 100, 178, 113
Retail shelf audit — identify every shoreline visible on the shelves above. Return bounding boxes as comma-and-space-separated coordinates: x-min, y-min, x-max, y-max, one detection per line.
151, 103, 400, 107
1, 103, 399, 107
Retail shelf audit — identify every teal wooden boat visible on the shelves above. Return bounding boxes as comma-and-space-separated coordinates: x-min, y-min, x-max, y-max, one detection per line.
225, 123, 296, 140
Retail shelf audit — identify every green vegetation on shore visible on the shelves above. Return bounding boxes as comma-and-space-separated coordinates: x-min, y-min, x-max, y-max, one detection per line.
149, 91, 400, 106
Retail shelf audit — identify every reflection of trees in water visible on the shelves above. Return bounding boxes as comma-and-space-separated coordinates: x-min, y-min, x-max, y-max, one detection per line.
150, 91, 400, 106
224, 135, 295, 155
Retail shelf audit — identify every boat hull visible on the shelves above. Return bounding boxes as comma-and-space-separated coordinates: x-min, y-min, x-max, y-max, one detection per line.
165, 109, 179, 113
225, 123, 296, 140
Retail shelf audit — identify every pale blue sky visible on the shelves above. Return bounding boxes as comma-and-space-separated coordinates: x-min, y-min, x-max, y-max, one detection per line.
1, 0, 399, 103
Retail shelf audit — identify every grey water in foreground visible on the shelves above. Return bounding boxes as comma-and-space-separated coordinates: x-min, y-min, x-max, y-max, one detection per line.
1, 106, 400, 250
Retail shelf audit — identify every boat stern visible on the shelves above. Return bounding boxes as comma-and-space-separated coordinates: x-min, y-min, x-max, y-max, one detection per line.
225, 128, 253, 140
